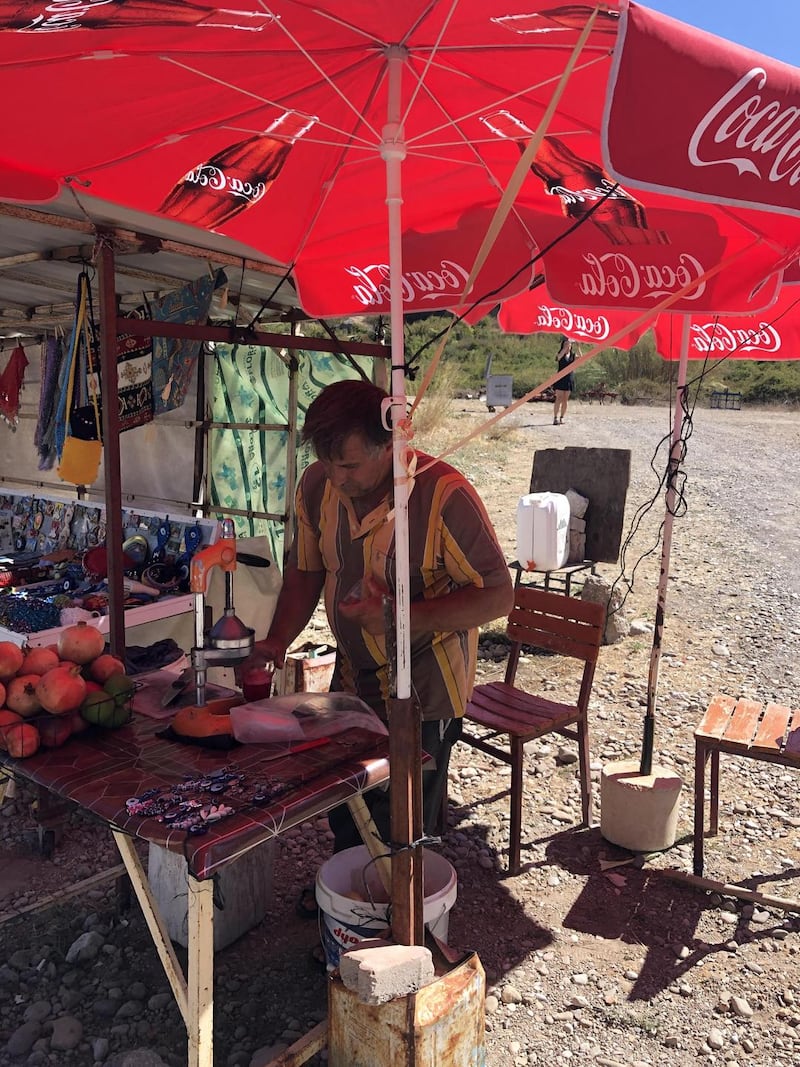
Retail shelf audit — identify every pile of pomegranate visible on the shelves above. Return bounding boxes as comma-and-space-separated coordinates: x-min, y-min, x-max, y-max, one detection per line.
0, 622, 135, 759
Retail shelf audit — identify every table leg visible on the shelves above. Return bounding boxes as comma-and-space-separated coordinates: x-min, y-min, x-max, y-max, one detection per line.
346, 794, 392, 894
693, 739, 706, 877
187, 876, 215, 1067
709, 750, 721, 836
110, 832, 190, 1029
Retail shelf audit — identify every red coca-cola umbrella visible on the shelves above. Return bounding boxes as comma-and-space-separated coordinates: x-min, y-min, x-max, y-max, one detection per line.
3, 1, 800, 939
497, 277, 654, 352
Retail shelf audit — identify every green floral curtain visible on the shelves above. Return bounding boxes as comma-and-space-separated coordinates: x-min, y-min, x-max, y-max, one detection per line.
209, 343, 372, 567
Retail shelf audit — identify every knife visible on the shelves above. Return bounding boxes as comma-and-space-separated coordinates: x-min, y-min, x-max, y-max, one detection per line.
161, 668, 192, 707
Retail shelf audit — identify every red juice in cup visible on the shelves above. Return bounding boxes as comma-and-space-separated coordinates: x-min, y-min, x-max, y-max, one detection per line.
242, 664, 274, 702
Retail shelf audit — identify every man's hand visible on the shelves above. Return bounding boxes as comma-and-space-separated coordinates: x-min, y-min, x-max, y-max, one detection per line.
251, 636, 288, 669
339, 574, 389, 636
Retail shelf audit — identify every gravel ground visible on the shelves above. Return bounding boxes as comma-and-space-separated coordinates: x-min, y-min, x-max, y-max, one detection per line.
1, 399, 799, 1067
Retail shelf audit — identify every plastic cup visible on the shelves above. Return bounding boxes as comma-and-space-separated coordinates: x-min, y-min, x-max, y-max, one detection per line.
242, 664, 274, 702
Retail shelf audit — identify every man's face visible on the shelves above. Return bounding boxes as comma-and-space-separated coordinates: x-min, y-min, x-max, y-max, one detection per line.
322, 432, 392, 500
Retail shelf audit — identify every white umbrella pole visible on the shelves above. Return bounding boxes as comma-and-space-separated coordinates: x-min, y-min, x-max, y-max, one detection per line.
383, 45, 411, 701
641, 315, 690, 775
382, 45, 423, 948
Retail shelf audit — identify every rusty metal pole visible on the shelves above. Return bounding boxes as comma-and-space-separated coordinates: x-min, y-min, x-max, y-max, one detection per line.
97, 238, 125, 659
388, 695, 424, 946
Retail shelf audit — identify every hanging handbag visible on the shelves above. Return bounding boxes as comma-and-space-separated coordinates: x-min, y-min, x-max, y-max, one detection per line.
57, 272, 103, 486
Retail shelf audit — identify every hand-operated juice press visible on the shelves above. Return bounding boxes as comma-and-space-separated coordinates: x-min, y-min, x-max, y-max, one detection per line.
189, 518, 254, 706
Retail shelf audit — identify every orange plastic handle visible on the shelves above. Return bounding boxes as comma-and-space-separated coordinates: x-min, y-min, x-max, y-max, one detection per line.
189, 539, 236, 594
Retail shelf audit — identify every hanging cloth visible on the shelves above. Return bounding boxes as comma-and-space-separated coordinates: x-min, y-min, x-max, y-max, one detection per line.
35, 336, 66, 469
53, 272, 90, 460
0, 345, 29, 428
151, 269, 224, 415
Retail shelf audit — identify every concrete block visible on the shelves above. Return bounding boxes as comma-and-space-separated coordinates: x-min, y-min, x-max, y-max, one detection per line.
339, 939, 435, 1005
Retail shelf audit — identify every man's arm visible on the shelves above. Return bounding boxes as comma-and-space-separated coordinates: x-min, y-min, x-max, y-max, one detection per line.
409, 578, 513, 637
341, 573, 513, 637
252, 565, 326, 666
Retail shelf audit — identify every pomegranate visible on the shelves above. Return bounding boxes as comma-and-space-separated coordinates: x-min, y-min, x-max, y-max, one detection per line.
57, 622, 105, 665
38, 714, 74, 749
4, 721, 40, 759
68, 709, 91, 735
6, 674, 43, 718
0, 708, 22, 746
0, 680, 5, 707
36, 665, 87, 716
88, 654, 126, 684
0, 641, 24, 681
21, 646, 60, 676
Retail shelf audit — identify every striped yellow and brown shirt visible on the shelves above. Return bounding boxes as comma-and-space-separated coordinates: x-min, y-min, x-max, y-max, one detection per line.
288, 452, 509, 721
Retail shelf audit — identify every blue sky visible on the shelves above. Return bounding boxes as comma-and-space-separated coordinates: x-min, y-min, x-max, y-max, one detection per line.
642, 1, 799, 67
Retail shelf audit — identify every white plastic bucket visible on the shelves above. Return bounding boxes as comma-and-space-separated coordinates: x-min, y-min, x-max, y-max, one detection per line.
316, 845, 457, 971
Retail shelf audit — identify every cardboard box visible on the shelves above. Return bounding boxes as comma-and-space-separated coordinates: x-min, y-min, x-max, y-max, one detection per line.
275, 644, 336, 695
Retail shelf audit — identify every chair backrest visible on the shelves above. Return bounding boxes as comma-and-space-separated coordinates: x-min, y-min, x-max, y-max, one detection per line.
504, 586, 606, 689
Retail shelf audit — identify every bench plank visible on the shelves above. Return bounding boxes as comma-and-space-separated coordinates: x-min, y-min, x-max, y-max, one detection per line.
695, 694, 737, 740
751, 703, 792, 753
722, 699, 763, 746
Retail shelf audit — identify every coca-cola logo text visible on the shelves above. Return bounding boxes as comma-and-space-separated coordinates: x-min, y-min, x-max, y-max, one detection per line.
688, 68, 800, 189
346, 261, 471, 308
547, 177, 635, 208
14, 0, 274, 31
536, 304, 611, 340
689, 321, 781, 355
578, 251, 707, 302
181, 164, 266, 207
17, 0, 115, 31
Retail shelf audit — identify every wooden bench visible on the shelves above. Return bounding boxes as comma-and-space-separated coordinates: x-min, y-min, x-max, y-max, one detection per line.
694, 694, 800, 876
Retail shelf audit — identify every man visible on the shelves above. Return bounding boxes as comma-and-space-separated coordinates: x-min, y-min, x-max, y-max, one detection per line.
252, 379, 513, 853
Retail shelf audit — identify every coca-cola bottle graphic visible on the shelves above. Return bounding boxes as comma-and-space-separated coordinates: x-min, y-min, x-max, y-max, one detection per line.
482, 110, 668, 246
158, 112, 316, 229
2, 0, 276, 33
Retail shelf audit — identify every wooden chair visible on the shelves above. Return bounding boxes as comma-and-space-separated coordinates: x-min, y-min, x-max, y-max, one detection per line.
460, 586, 606, 875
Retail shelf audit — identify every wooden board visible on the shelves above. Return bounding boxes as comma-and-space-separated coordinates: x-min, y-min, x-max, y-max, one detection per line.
722, 699, 763, 747
751, 703, 792, 754
695, 694, 736, 740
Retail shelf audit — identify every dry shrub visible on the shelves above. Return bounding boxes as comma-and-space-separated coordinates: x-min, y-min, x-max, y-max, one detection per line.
485, 420, 520, 444
408, 362, 459, 436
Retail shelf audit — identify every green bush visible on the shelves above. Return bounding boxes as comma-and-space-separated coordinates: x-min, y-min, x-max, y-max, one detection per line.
281, 312, 800, 406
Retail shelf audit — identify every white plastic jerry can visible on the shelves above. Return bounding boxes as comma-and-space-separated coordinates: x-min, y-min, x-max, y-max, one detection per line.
516, 492, 571, 571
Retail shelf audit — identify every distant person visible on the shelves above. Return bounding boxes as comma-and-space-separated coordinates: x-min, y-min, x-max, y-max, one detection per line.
554, 336, 576, 425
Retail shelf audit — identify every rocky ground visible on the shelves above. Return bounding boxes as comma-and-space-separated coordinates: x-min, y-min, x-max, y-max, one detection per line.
1, 398, 799, 1067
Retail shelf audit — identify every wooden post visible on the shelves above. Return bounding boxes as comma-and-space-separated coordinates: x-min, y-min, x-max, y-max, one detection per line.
388, 695, 424, 947
97, 239, 126, 659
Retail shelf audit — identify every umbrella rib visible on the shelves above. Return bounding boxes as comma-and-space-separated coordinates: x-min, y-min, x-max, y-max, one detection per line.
260, 8, 384, 143
161, 55, 378, 150
401, 51, 609, 150
397, 0, 460, 131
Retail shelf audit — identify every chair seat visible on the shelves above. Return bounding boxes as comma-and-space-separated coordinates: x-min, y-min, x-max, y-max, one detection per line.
466, 681, 579, 739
